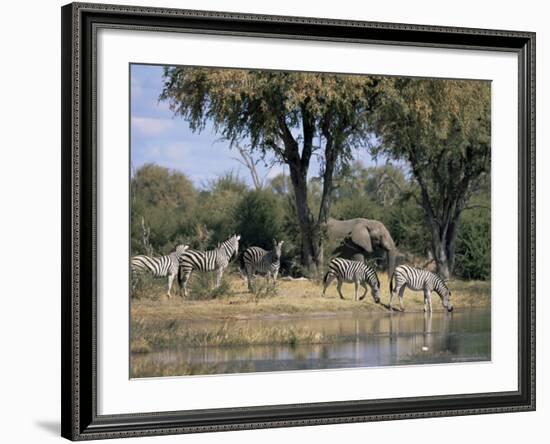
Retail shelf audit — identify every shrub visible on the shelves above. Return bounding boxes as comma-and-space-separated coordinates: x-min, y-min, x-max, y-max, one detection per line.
248, 279, 278, 302
234, 189, 285, 250
131, 274, 164, 300
187, 272, 232, 300
454, 216, 490, 280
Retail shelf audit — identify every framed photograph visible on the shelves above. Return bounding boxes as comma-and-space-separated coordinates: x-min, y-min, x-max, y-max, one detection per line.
61, 2, 535, 440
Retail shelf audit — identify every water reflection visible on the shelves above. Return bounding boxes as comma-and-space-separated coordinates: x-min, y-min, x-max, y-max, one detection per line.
132, 309, 490, 377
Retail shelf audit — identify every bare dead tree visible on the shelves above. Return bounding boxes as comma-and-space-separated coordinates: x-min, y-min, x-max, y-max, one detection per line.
141, 216, 153, 256
231, 143, 278, 190
231, 143, 263, 190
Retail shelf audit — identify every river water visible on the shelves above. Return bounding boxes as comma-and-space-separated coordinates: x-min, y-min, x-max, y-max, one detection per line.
132, 309, 490, 377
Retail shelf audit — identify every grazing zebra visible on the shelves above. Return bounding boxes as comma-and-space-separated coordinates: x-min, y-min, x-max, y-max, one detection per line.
178, 234, 241, 297
241, 240, 284, 291
389, 265, 453, 313
322, 258, 381, 303
131, 244, 189, 298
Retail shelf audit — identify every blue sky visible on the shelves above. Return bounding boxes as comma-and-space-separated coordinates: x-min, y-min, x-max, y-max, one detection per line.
130, 64, 379, 189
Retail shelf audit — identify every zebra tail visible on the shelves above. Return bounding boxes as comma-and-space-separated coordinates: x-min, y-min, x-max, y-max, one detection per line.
389, 271, 395, 293
323, 270, 330, 284
237, 251, 245, 272
237, 251, 248, 281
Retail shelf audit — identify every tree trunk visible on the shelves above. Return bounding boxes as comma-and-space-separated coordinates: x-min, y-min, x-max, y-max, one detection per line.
287, 162, 321, 274
421, 189, 451, 279
432, 235, 451, 279
277, 111, 325, 276
424, 208, 463, 280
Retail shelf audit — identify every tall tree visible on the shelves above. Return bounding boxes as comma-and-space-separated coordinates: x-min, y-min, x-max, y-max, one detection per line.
160, 68, 376, 273
368, 78, 490, 278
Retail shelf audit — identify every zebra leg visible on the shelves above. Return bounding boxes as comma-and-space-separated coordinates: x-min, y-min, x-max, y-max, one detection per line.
336, 279, 345, 300
398, 286, 406, 311
246, 265, 254, 292
179, 270, 191, 298
426, 289, 433, 313
216, 267, 224, 288
388, 284, 398, 309
354, 281, 359, 302
322, 273, 335, 297
359, 283, 368, 301
273, 269, 279, 282
166, 273, 175, 299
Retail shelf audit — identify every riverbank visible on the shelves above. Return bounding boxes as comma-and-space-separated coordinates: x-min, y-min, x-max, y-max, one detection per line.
130, 273, 490, 355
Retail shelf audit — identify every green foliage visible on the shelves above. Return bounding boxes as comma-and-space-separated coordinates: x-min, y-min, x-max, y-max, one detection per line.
131, 164, 197, 254
454, 202, 491, 280
196, 172, 247, 246
386, 200, 431, 257
131, 160, 490, 282
368, 78, 491, 277
234, 189, 284, 250
131, 274, 161, 300
160, 67, 381, 270
188, 273, 232, 300
248, 279, 279, 302
160, 68, 376, 155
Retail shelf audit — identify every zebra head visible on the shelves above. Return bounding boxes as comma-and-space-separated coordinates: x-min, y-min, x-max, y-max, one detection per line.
272, 239, 284, 261
438, 281, 453, 312
444, 291, 453, 312
220, 234, 241, 260
174, 244, 189, 258
372, 285, 381, 304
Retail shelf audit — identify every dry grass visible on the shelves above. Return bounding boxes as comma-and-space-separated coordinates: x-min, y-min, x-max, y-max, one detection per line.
130, 318, 328, 354
132, 272, 490, 321
130, 273, 490, 352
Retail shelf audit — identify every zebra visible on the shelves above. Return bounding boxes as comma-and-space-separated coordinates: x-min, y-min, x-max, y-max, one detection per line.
178, 234, 241, 298
131, 244, 189, 298
389, 265, 454, 313
241, 240, 284, 291
322, 258, 381, 303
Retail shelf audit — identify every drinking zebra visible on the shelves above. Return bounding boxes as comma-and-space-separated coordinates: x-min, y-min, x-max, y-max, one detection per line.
131, 244, 189, 298
389, 265, 453, 312
178, 234, 241, 298
241, 240, 284, 291
322, 258, 381, 303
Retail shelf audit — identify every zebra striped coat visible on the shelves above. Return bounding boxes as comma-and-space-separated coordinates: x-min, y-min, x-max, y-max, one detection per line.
178, 234, 241, 297
241, 240, 284, 291
389, 265, 453, 312
322, 258, 381, 302
131, 244, 188, 298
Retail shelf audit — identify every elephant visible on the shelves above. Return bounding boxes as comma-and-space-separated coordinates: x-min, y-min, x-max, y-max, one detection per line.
324, 217, 398, 278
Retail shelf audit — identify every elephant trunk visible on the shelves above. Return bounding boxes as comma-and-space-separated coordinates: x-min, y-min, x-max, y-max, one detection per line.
387, 249, 397, 280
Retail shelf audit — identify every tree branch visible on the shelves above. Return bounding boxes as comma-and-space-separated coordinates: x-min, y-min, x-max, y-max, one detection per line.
231, 144, 263, 190
318, 120, 336, 224
300, 105, 315, 171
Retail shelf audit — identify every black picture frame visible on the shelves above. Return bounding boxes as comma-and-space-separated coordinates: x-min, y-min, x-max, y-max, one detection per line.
61, 2, 536, 440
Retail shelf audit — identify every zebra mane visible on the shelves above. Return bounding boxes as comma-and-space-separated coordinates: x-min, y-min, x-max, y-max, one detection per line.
214, 234, 240, 257
365, 262, 380, 286
434, 272, 450, 293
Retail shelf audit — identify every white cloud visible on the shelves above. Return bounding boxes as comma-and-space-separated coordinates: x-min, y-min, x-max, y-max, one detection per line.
130, 76, 142, 98
131, 116, 173, 136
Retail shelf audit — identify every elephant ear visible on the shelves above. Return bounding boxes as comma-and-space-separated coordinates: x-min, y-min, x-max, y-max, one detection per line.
350, 223, 373, 253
